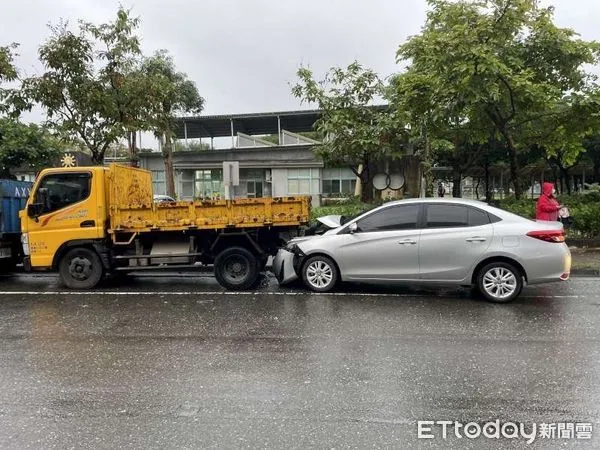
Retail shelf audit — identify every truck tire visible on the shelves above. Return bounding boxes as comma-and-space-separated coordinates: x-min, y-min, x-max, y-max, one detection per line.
214, 246, 259, 290
59, 247, 104, 290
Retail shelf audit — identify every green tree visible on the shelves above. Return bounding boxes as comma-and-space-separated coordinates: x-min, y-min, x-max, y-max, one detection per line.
140, 50, 204, 197
292, 62, 406, 202
396, 0, 599, 198
22, 8, 145, 164
0, 118, 62, 177
0, 43, 21, 115
0, 44, 17, 81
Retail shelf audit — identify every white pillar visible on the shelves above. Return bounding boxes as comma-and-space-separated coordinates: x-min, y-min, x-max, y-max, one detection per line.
277, 116, 282, 145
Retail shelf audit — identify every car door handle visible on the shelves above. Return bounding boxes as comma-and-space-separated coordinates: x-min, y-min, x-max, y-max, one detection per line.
398, 239, 417, 245
466, 237, 487, 242
80, 220, 95, 228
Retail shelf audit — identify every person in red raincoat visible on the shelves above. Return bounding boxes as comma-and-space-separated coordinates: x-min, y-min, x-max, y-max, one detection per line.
536, 182, 561, 221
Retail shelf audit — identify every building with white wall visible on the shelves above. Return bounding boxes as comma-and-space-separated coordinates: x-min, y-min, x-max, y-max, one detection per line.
138, 109, 359, 206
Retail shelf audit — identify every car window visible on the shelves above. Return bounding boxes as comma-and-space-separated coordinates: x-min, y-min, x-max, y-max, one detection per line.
356, 204, 420, 232
425, 204, 468, 228
468, 207, 491, 226
35, 172, 91, 215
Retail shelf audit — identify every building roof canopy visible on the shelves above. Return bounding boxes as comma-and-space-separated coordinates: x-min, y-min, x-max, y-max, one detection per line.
174, 109, 323, 139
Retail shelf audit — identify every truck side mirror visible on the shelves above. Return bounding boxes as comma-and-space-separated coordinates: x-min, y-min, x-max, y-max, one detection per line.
27, 203, 43, 219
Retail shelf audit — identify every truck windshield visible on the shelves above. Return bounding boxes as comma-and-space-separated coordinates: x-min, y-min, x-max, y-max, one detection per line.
35, 172, 91, 215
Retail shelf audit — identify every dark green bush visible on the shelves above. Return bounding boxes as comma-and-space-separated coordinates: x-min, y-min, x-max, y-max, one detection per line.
498, 196, 600, 238
311, 201, 375, 222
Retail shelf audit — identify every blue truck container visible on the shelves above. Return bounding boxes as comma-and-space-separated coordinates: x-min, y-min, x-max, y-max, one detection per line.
0, 179, 32, 269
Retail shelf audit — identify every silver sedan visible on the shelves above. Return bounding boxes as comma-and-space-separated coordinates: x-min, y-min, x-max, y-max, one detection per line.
272, 198, 571, 303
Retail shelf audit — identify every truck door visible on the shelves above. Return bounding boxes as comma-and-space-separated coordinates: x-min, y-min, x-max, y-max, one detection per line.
24, 170, 103, 269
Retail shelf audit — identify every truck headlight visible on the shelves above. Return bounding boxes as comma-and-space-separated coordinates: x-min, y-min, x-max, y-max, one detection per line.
21, 233, 30, 256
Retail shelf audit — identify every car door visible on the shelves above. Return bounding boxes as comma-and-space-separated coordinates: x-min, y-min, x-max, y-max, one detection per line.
338, 203, 422, 281
418, 204, 493, 281
26, 171, 103, 268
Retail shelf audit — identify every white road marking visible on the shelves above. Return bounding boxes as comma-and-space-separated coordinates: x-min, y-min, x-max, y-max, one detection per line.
0, 290, 588, 299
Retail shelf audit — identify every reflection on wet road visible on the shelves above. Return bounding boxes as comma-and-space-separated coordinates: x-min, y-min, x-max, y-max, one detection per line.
0, 274, 599, 448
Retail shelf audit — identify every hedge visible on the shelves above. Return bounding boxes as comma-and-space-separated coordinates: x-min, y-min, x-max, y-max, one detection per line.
311, 201, 374, 221
497, 194, 600, 238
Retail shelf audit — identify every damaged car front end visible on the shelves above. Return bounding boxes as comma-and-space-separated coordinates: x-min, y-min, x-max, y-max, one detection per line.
272, 215, 342, 285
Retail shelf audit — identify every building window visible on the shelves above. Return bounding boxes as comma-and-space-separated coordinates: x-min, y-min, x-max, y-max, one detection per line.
322, 168, 356, 196
151, 170, 166, 195
194, 169, 223, 200
287, 168, 320, 195
181, 170, 195, 198
241, 168, 264, 198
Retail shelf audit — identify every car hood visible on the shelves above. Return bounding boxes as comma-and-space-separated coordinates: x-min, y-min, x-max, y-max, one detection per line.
316, 215, 342, 228
285, 215, 342, 247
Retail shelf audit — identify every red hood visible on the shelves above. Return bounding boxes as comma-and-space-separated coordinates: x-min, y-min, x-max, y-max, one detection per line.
542, 182, 555, 196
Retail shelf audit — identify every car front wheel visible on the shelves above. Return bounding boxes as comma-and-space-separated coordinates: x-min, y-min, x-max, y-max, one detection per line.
302, 255, 338, 293
476, 262, 523, 303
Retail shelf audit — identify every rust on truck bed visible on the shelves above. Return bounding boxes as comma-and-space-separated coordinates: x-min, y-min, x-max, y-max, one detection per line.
107, 164, 311, 232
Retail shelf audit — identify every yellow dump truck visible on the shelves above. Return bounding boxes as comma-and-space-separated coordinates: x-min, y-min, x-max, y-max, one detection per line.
19, 164, 310, 290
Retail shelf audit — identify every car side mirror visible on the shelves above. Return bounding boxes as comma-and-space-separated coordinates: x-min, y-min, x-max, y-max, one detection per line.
349, 222, 358, 234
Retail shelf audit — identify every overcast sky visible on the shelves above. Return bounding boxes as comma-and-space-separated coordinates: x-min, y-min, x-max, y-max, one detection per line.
2, 0, 599, 119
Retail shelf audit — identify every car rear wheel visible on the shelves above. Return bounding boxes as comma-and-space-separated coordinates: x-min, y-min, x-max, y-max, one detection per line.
476, 262, 523, 303
302, 255, 338, 293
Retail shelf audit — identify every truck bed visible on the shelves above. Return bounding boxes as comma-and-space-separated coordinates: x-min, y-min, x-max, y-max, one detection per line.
106, 164, 310, 233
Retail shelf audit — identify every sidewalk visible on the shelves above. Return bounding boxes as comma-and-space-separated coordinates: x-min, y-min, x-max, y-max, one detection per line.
570, 247, 600, 277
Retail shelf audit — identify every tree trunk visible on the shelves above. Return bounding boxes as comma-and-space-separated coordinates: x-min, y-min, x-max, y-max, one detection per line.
484, 158, 492, 202
359, 164, 373, 203
91, 150, 103, 165
163, 134, 176, 198
502, 130, 522, 198
402, 155, 422, 199
127, 131, 138, 167
452, 172, 462, 198
423, 130, 433, 197
560, 167, 571, 196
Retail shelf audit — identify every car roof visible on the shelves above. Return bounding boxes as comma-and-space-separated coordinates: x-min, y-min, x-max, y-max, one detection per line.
382, 197, 489, 207
373, 197, 528, 222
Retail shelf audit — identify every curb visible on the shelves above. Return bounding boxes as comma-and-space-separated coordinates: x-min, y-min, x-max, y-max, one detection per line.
570, 268, 600, 278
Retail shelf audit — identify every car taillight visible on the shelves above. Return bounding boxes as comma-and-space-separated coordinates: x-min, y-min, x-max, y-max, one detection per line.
526, 230, 565, 243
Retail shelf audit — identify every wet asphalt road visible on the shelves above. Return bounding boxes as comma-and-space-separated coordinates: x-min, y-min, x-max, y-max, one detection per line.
0, 274, 599, 449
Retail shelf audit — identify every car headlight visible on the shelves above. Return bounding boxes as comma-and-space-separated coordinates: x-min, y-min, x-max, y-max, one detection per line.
286, 242, 305, 256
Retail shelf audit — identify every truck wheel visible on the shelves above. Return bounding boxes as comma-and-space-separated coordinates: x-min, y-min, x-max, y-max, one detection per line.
214, 246, 259, 290
0, 258, 17, 273
59, 247, 104, 290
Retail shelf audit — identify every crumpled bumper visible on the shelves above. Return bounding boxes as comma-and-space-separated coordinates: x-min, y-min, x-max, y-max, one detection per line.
272, 249, 299, 285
